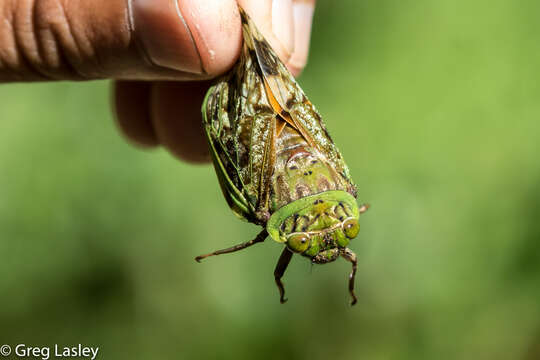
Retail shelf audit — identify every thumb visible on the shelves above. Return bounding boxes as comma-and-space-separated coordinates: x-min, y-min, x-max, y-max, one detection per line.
0, 0, 242, 82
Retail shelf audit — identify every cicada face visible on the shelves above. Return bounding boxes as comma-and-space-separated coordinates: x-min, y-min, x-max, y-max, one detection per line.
268, 192, 360, 263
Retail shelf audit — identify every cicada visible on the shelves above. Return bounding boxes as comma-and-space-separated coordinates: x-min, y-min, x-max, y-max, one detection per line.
196, 8, 369, 305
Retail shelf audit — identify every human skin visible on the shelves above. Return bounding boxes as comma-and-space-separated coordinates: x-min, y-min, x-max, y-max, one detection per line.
0, 0, 316, 162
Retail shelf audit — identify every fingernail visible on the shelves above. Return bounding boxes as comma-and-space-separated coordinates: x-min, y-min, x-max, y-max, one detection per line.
131, 0, 204, 74
288, 1, 315, 75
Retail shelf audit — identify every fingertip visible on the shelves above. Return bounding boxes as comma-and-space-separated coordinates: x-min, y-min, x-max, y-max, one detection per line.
288, 0, 316, 76
179, 0, 243, 77
239, 0, 294, 64
286, 63, 304, 77
271, 0, 295, 57
131, 0, 242, 78
131, 0, 203, 74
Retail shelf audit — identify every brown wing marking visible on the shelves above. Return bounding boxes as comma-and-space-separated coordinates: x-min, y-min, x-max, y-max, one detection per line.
276, 117, 287, 137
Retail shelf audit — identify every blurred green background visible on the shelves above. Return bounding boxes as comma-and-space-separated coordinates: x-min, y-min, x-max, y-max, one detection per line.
1, 0, 540, 359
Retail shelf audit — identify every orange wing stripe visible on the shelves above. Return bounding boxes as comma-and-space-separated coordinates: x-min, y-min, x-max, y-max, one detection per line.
264, 79, 315, 145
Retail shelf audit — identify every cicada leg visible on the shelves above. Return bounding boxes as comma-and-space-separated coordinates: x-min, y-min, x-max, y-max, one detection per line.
194, 229, 268, 262
274, 248, 293, 304
359, 203, 370, 214
341, 248, 358, 306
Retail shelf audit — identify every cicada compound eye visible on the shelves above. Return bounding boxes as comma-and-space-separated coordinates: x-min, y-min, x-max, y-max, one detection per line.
287, 232, 310, 253
343, 218, 360, 239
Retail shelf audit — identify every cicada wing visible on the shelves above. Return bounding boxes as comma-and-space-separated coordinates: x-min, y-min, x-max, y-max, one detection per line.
202, 59, 279, 224
204, 7, 355, 226
239, 8, 356, 189
202, 82, 256, 223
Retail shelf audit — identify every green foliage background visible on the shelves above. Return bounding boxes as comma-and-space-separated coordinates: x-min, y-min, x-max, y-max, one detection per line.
1, 1, 540, 359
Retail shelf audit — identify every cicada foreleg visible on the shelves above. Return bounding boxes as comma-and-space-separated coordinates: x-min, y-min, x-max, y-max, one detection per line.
274, 248, 293, 304
341, 248, 358, 306
195, 229, 268, 262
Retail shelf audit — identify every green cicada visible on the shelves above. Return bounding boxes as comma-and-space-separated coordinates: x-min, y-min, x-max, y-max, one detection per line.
196, 8, 369, 305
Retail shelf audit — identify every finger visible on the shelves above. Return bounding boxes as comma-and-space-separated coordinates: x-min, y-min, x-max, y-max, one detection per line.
133, 0, 242, 77
0, 0, 242, 82
113, 81, 158, 147
238, 0, 295, 65
150, 81, 211, 163
287, 0, 316, 76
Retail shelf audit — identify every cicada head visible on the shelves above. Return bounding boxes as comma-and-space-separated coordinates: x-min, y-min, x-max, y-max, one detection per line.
267, 191, 365, 263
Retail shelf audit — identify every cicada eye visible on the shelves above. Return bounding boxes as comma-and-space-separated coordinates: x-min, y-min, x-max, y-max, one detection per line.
342, 218, 360, 239
287, 233, 310, 253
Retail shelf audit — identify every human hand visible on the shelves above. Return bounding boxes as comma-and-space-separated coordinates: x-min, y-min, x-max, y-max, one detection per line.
0, 0, 316, 162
